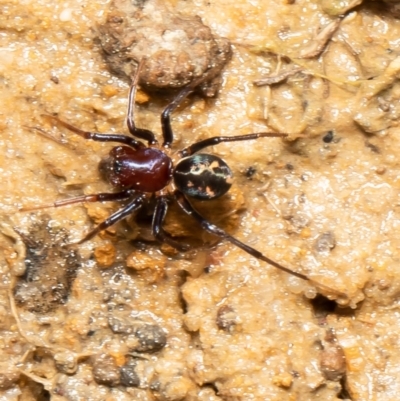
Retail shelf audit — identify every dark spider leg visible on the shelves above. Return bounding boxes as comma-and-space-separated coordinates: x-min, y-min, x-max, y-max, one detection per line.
160, 64, 233, 148
179, 132, 288, 157
175, 190, 308, 280
161, 74, 212, 148
126, 61, 158, 145
174, 190, 346, 297
43, 115, 144, 150
77, 194, 146, 244
19, 190, 136, 212
152, 196, 190, 252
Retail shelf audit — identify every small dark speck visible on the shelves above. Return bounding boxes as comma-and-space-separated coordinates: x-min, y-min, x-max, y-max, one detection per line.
50, 75, 60, 84
245, 166, 256, 178
323, 130, 334, 143
365, 141, 380, 154
216, 305, 237, 332
110, 16, 124, 23
286, 163, 294, 171
87, 330, 96, 337
111, 273, 122, 283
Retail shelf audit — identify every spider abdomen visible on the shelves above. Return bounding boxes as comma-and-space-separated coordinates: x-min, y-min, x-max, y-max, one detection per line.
173, 153, 233, 200
100, 146, 173, 192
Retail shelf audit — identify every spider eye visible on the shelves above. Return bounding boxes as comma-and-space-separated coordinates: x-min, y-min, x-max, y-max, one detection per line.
173, 154, 233, 200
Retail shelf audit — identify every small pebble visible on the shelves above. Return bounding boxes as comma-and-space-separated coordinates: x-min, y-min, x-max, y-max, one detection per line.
132, 324, 167, 353
120, 365, 140, 387
92, 354, 120, 387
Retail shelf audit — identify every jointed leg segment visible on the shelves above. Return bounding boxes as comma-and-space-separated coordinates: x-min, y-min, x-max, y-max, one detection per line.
152, 196, 190, 252
126, 61, 157, 145
20, 190, 136, 212
179, 132, 288, 157
78, 194, 146, 244
43, 115, 144, 150
174, 190, 309, 281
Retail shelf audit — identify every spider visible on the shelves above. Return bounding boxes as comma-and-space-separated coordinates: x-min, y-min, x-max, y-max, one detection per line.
23, 62, 342, 296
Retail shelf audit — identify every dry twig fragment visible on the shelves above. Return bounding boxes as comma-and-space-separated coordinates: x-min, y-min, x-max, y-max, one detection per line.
299, 19, 342, 59
253, 66, 303, 86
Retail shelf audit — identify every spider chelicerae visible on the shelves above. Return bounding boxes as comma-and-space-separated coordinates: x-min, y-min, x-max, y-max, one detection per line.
23, 62, 343, 296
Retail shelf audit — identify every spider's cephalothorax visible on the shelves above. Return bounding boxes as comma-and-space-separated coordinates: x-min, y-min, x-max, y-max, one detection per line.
22, 61, 344, 297
99, 146, 173, 192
